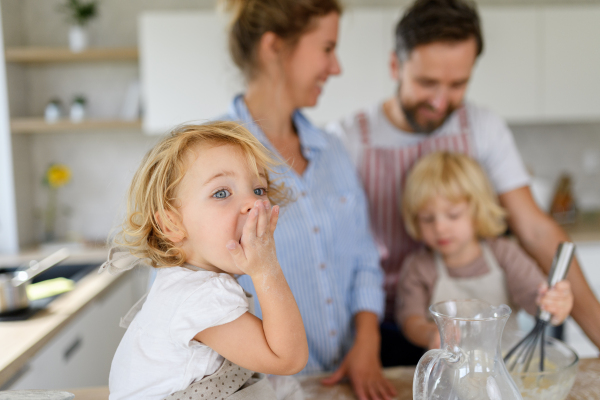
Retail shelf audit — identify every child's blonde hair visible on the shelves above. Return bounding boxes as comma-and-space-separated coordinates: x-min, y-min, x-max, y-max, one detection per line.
402, 151, 507, 240
114, 121, 289, 268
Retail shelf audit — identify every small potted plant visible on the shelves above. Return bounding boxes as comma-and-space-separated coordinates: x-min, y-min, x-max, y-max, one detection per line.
70, 95, 87, 122
59, 0, 99, 53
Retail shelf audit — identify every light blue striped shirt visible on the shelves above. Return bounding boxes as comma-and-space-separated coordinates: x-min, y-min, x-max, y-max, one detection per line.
222, 95, 384, 374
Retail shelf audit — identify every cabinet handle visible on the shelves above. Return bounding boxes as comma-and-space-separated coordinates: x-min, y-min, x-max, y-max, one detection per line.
63, 336, 82, 362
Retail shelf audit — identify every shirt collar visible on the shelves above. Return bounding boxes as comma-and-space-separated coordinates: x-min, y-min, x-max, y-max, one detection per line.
228, 94, 328, 153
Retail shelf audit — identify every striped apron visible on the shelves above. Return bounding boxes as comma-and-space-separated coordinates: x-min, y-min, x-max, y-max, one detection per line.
355, 107, 474, 320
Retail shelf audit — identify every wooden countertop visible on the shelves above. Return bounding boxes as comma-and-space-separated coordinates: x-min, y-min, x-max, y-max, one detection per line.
64, 358, 600, 399
0, 268, 127, 388
563, 213, 600, 243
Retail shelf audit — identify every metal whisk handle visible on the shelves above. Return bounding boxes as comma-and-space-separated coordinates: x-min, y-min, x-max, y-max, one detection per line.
539, 242, 576, 322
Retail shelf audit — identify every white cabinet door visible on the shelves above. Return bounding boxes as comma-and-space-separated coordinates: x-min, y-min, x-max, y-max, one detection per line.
8, 302, 100, 390
467, 7, 541, 122
139, 11, 243, 134
564, 242, 600, 358
7, 274, 135, 390
542, 6, 600, 121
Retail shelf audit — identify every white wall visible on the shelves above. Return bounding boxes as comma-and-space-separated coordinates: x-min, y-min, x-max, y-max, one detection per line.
0, 2, 18, 253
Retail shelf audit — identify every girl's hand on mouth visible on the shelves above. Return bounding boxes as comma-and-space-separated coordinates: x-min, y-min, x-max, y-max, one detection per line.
226, 200, 280, 277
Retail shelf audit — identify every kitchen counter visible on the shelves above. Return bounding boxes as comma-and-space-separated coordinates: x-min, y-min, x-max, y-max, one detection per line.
299, 358, 600, 399
563, 213, 600, 243
64, 358, 600, 399
0, 265, 127, 389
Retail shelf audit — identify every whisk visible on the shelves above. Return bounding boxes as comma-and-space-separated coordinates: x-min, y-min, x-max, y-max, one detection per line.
503, 242, 576, 373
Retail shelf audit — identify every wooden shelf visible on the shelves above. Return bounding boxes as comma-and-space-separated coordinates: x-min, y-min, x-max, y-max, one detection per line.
5, 47, 138, 63
10, 118, 142, 134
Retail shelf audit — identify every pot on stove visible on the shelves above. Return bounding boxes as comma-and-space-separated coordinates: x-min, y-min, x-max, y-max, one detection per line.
0, 248, 70, 314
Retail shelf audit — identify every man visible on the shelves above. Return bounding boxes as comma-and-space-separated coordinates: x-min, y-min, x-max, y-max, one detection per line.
328, 0, 600, 365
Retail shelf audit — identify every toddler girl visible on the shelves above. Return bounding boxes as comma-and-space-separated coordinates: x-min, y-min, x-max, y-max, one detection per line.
396, 151, 573, 350
101, 121, 308, 399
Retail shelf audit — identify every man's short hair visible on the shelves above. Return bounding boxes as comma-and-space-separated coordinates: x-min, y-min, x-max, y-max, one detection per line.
395, 0, 483, 61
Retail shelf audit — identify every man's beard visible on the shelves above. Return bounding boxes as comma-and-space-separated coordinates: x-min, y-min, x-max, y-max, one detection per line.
397, 85, 457, 134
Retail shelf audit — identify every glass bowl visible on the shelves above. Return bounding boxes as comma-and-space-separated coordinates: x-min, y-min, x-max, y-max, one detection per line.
502, 332, 579, 400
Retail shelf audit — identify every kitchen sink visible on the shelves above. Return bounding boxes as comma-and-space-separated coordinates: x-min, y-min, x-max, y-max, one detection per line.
29, 262, 99, 284
0, 262, 99, 285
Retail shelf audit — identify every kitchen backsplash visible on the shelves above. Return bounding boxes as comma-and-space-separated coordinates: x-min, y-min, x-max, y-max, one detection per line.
511, 122, 600, 211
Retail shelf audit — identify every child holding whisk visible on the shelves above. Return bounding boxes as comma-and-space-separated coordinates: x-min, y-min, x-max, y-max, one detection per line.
396, 151, 573, 350
102, 122, 308, 399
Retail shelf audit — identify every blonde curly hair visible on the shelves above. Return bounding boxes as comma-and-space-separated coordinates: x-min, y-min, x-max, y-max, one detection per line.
402, 151, 507, 241
113, 121, 289, 268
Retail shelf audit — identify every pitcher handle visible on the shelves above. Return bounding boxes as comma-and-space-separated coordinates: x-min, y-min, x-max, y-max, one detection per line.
413, 348, 460, 400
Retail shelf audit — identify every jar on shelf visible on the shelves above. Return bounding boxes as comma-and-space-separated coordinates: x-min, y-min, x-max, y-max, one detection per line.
69, 95, 87, 122
44, 98, 63, 123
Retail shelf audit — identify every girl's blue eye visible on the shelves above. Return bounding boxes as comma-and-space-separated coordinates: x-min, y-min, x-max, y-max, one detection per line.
254, 188, 266, 196
213, 189, 230, 199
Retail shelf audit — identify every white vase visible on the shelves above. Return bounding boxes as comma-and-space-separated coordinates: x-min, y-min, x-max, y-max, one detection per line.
70, 102, 86, 122
69, 25, 88, 53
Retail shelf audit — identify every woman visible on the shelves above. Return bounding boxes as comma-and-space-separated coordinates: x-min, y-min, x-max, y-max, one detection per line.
219, 1, 395, 399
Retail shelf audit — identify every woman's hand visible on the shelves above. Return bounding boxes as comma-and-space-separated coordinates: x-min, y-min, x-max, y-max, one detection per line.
226, 200, 279, 278
321, 339, 396, 400
537, 280, 574, 325
321, 312, 396, 400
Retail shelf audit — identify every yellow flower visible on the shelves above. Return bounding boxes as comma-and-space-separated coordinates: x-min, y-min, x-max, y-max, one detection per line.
46, 164, 71, 188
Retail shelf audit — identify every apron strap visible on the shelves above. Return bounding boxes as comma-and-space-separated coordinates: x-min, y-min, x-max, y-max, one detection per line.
356, 111, 371, 145
433, 252, 449, 279
119, 264, 209, 329
182, 263, 209, 272
458, 106, 470, 137
434, 242, 500, 279
182, 263, 256, 315
480, 241, 502, 274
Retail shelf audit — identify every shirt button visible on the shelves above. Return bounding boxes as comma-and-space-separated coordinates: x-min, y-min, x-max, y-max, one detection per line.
330, 330, 337, 336
301, 191, 307, 197
326, 298, 333, 304
319, 263, 326, 270
340, 196, 346, 204
313, 226, 320, 234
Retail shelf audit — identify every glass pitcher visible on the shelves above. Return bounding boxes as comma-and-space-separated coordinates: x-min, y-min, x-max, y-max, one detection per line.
413, 299, 523, 400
